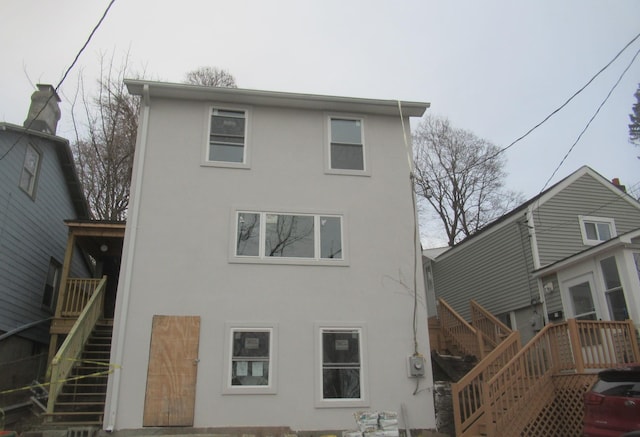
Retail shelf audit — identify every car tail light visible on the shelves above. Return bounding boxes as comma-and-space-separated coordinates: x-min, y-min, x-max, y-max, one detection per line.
584, 392, 605, 405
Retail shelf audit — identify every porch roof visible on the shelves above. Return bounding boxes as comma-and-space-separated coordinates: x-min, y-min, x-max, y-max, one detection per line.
532, 227, 640, 277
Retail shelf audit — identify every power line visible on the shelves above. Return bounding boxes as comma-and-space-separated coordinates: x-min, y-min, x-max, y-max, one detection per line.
417, 30, 640, 188
494, 30, 640, 159
532, 179, 640, 236
539, 46, 640, 193
0, 0, 116, 162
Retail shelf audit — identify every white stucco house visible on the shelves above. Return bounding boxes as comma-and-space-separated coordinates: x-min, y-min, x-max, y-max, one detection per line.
104, 80, 436, 433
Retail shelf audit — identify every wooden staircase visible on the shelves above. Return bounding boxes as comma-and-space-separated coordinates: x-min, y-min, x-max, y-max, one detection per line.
434, 298, 640, 437
45, 320, 113, 425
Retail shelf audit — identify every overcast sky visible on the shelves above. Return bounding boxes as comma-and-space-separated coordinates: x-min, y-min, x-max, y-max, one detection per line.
2, 0, 639, 246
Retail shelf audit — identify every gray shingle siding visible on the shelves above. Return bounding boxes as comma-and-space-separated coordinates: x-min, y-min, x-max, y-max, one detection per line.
0, 131, 89, 344
433, 216, 538, 320
534, 173, 640, 267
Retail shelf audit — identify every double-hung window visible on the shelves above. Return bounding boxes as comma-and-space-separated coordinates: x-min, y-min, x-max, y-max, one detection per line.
579, 216, 616, 245
207, 108, 248, 166
223, 324, 277, 394
326, 116, 368, 175
234, 211, 345, 264
600, 256, 629, 321
315, 324, 368, 407
20, 143, 41, 198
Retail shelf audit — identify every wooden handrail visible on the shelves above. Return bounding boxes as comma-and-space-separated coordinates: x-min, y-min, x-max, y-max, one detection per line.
470, 299, 512, 349
483, 320, 640, 436
452, 330, 522, 437
438, 298, 483, 359
451, 331, 522, 436
60, 278, 102, 317
47, 276, 107, 414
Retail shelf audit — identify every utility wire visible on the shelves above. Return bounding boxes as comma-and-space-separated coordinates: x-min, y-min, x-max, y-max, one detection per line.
538, 46, 640, 193
494, 31, 640, 159
0, 0, 116, 162
532, 179, 640, 236
418, 30, 640, 188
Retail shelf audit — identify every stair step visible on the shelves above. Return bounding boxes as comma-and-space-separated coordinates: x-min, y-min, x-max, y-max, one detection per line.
56, 401, 105, 406
45, 411, 103, 417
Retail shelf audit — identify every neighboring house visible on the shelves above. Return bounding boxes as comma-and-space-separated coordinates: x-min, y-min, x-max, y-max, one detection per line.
430, 166, 640, 343
0, 85, 90, 403
103, 80, 436, 433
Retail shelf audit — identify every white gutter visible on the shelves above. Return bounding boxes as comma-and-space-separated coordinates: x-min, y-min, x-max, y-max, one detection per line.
105, 84, 150, 431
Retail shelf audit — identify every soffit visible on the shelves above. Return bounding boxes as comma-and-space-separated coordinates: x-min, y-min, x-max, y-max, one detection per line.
125, 80, 429, 117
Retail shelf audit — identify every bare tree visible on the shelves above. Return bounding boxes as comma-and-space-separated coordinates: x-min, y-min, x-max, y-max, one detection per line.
184, 66, 237, 88
413, 115, 524, 246
70, 53, 142, 220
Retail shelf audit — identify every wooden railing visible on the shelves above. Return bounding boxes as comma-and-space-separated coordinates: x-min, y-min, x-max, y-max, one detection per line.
481, 319, 640, 436
60, 278, 102, 317
452, 330, 522, 437
470, 299, 512, 349
438, 298, 484, 359
47, 276, 107, 414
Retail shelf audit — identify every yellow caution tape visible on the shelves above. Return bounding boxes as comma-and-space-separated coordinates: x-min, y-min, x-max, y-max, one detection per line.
0, 359, 121, 396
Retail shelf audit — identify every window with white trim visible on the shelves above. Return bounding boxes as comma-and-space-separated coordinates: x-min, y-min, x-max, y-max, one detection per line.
578, 216, 616, 245
19, 143, 41, 198
235, 212, 343, 262
600, 256, 629, 321
207, 108, 247, 165
316, 324, 368, 407
223, 324, 277, 394
328, 117, 366, 173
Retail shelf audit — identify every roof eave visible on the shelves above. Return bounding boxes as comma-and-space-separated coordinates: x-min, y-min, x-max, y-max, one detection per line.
124, 79, 430, 117
1, 122, 90, 219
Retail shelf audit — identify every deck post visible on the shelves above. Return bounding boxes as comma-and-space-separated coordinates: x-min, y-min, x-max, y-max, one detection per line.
567, 319, 584, 373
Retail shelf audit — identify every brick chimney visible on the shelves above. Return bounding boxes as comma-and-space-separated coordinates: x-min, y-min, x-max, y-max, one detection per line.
611, 178, 627, 193
23, 84, 61, 135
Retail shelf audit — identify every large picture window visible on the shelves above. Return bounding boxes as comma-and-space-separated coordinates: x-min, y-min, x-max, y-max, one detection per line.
223, 324, 277, 394
315, 324, 368, 407
207, 108, 247, 165
234, 211, 344, 263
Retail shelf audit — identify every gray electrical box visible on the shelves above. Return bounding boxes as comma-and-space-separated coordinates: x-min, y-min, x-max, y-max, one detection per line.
408, 355, 426, 377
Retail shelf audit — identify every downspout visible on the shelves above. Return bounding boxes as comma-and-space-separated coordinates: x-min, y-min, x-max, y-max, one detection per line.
526, 206, 548, 324
105, 84, 150, 431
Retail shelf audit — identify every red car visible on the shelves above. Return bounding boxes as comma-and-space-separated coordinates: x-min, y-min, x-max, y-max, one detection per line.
583, 366, 640, 436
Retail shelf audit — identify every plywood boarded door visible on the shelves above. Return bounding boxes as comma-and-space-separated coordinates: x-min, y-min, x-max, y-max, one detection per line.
143, 315, 200, 426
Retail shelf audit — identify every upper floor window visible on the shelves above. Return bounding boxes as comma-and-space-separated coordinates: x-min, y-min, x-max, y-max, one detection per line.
579, 216, 616, 245
326, 116, 369, 176
206, 108, 249, 167
234, 211, 344, 264
19, 143, 41, 198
